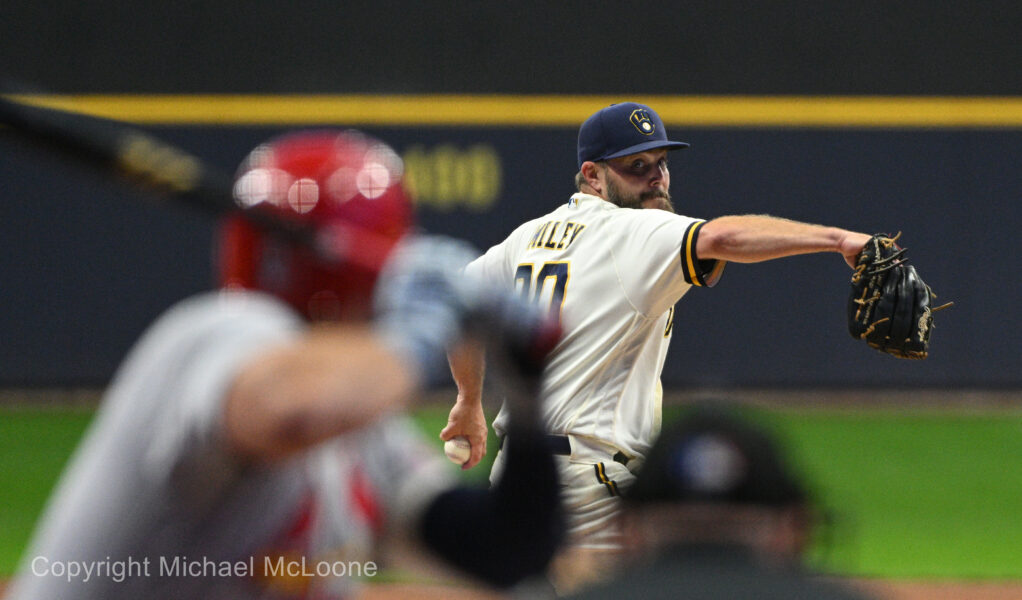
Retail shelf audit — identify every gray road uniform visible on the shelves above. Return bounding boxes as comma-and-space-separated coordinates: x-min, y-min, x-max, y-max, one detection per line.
8, 291, 455, 600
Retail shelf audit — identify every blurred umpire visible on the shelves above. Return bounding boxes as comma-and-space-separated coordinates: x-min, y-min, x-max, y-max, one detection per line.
7, 130, 563, 600
563, 404, 876, 600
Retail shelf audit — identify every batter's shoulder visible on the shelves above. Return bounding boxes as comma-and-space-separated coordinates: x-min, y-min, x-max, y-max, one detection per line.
136, 291, 303, 360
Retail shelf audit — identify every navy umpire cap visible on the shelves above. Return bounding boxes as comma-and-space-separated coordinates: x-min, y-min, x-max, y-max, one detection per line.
626, 403, 808, 508
577, 102, 689, 169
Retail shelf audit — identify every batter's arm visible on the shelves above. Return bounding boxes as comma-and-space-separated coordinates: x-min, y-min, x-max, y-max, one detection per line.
419, 421, 562, 588
224, 324, 419, 461
697, 214, 871, 268
225, 235, 484, 461
441, 342, 489, 469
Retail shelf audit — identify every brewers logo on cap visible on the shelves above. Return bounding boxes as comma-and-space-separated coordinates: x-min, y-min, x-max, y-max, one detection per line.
630, 109, 656, 135
576, 102, 689, 168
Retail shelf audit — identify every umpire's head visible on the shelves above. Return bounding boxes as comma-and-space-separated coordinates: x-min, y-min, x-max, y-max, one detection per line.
623, 403, 816, 560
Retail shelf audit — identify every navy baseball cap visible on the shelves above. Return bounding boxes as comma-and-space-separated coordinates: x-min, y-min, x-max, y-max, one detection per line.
626, 403, 808, 508
577, 102, 689, 169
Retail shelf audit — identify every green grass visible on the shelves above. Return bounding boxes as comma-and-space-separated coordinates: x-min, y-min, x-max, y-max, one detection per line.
753, 408, 1022, 578
2, 404, 1021, 579
0, 407, 96, 574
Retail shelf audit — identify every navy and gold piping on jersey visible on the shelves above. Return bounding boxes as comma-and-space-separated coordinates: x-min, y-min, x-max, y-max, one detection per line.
681, 221, 727, 287
593, 463, 621, 497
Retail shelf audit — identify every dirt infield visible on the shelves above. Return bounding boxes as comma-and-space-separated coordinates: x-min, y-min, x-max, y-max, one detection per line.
360, 580, 1022, 599
853, 580, 1022, 600
3, 578, 1021, 598
343, 580, 1022, 599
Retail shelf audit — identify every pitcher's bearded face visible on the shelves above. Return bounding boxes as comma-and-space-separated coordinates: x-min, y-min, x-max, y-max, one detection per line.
605, 177, 675, 212
603, 150, 675, 213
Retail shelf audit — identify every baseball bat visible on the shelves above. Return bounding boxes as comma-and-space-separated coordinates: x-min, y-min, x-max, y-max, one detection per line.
0, 93, 319, 253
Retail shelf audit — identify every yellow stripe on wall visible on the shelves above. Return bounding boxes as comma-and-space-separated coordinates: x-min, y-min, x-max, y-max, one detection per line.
8, 94, 1022, 128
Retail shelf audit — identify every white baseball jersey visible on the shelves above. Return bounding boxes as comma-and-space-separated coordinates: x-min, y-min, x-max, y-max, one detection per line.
9, 291, 453, 600
469, 193, 724, 461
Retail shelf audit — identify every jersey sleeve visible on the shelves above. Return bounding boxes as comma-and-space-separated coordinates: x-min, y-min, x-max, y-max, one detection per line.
614, 211, 726, 316
678, 220, 727, 288
128, 292, 303, 501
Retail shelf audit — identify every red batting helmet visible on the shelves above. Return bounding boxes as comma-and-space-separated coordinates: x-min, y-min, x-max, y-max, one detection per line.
218, 130, 414, 320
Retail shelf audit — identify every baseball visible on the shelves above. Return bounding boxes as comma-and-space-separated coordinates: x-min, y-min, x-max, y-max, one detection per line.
444, 436, 472, 465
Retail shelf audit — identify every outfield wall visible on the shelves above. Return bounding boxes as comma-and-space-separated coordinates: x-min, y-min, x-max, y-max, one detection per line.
3, 111, 1019, 387
2, 2, 1019, 387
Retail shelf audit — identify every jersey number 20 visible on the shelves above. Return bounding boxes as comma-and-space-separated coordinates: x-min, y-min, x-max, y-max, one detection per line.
515, 262, 569, 321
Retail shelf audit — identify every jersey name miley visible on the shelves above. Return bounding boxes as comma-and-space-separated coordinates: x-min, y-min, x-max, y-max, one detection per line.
526, 220, 587, 251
